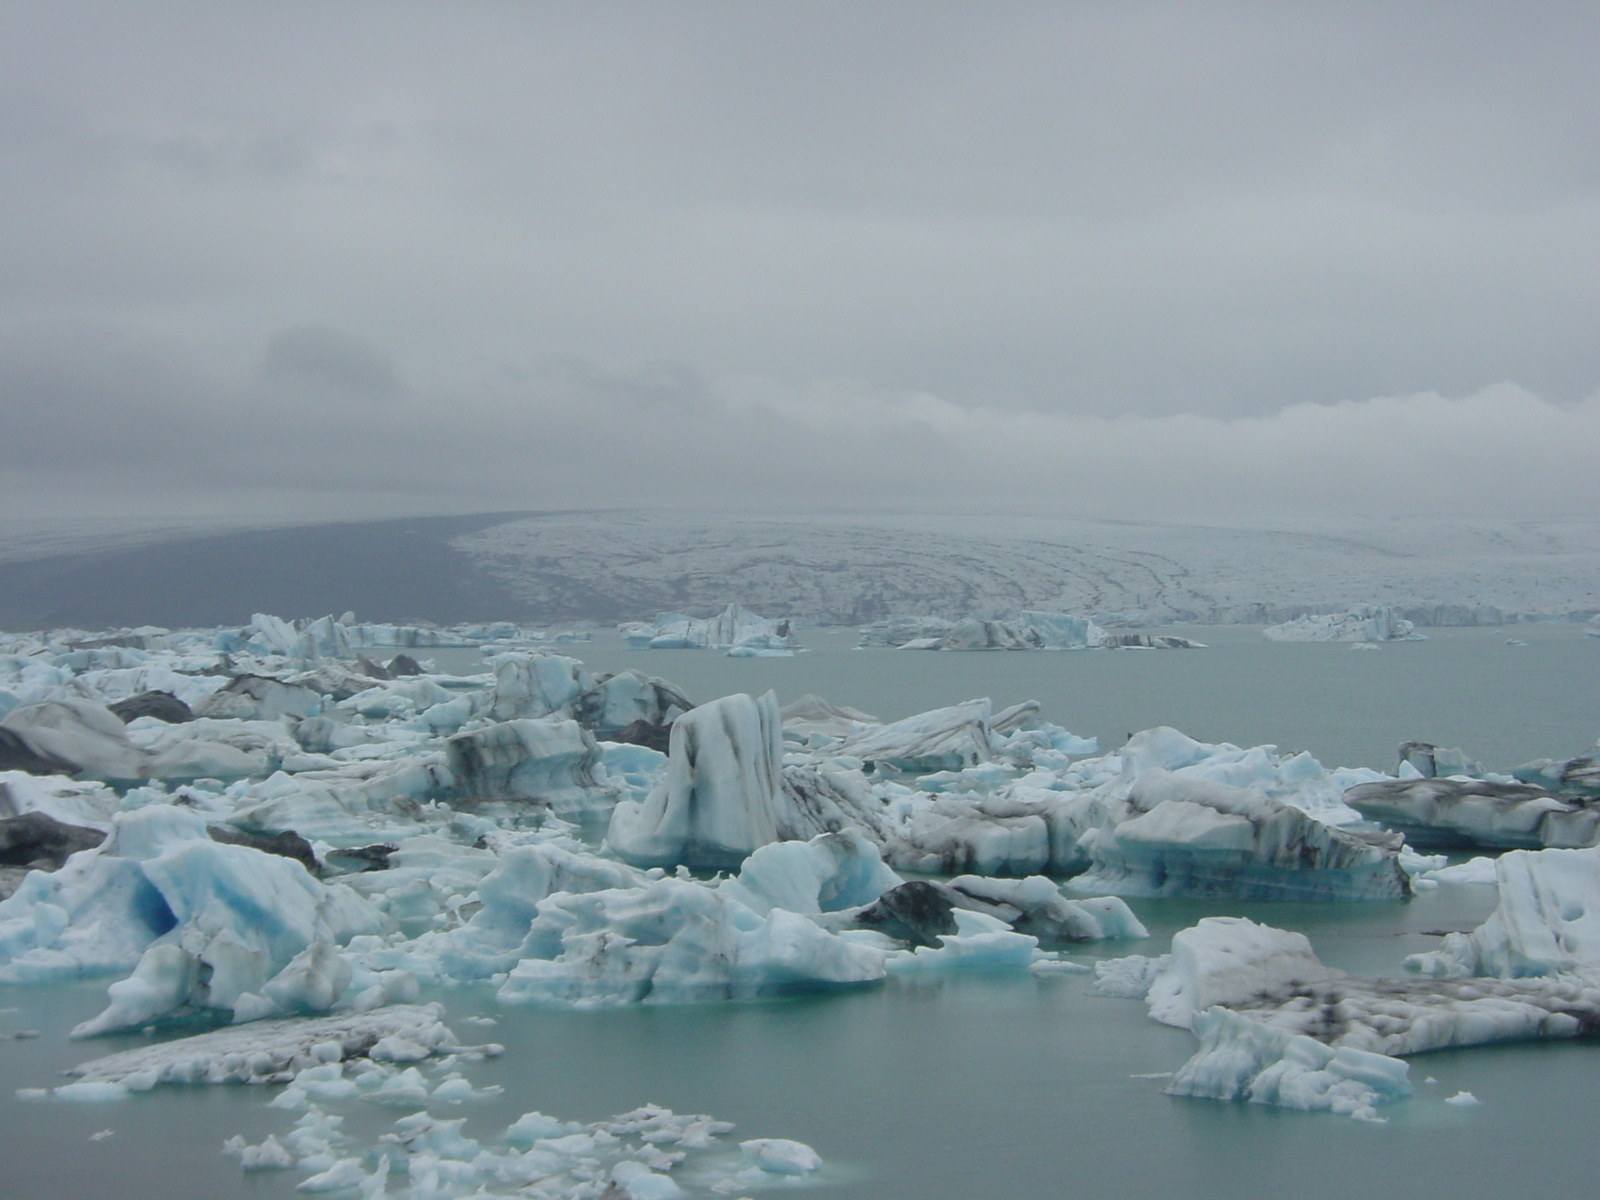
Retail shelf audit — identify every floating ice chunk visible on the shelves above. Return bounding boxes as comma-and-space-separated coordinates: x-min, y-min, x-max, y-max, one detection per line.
1417, 856, 1500, 885
1092, 954, 1171, 999
194, 675, 321, 722
830, 699, 1000, 774
504, 1110, 585, 1146
64, 817, 386, 1035
719, 832, 902, 917
944, 876, 1148, 943
496, 878, 886, 1006
0, 698, 149, 780
607, 692, 788, 869
628, 604, 796, 652
1444, 1091, 1481, 1106
574, 669, 692, 739
67, 1005, 466, 1086
611, 1158, 685, 1198
359, 1066, 432, 1107
1144, 918, 1333, 1029
1070, 767, 1410, 902
0, 771, 121, 829
1263, 607, 1425, 642
445, 716, 611, 816
52, 1080, 131, 1102
1405, 845, 1600, 977
486, 652, 591, 721
1166, 1006, 1411, 1121
739, 1137, 823, 1174
1344, 778, 1597, 850
296, 1156, 371, 1192
856, 615, 955, 648
222, 1132, 296, 1169
779, 694, 879, 740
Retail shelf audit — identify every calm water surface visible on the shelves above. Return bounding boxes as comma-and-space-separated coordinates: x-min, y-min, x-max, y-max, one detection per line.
3, 627, 1597, 1199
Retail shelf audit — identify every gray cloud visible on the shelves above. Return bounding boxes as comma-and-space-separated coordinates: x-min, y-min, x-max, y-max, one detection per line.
262, 325, 401, 399
0, 1, 1596, 520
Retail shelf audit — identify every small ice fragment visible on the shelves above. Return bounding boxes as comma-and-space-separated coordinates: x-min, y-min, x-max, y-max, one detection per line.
739, 1138, 822, 1175
1444, 1091, 1480, 1106
296, 1157, 367, 1191
463, 1015, 497, 1026
14, 1088, 48, 1100
369, 1035, 429, 1062
1029, 958, 1092, 976
1424, 1077, 1438, 1084
1130, 1072, 1175, 1079
89, 1129, 114, 1141
54, 1081, 130, 1102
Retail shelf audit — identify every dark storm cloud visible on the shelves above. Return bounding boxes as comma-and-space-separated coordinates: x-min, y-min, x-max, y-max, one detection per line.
0, 1, 1596, 519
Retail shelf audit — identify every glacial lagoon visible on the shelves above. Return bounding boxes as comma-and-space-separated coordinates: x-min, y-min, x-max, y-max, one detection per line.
2, 623, 1598, 1199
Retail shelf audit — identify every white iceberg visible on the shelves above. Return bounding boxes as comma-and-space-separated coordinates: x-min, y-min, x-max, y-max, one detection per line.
1068, 766, 1410, 902
624, 604, 797, 652
1263, 606, 1425, 643
606, 691, 790, 869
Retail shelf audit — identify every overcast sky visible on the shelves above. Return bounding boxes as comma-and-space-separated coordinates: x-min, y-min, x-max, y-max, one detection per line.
2, 1, 1598, 522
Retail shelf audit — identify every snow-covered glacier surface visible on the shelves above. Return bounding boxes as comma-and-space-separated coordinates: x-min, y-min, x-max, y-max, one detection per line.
451, 511, 1600, 624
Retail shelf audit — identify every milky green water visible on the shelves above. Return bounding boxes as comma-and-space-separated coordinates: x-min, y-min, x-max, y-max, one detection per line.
3, 626, 1598, 1199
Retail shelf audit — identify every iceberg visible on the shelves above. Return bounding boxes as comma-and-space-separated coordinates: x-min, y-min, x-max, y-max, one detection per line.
1405, 845, 1600, 978
830, 699, 1001, 774
779, 694, 879, 741
1109, 915, 1600, 1119
66, 1004, 466, 1087
0, 805, 387, 1034
1166, 1006, 1411, 1121
1263, 606, 1426, 642
1069, 767, 1410, 902
0, 698, 151, 781
623, 604, 797, 652
1344, 777, 1600, 850
606, 691, 789, 869
444, 717, 612, 817
495, 877, 887, 1006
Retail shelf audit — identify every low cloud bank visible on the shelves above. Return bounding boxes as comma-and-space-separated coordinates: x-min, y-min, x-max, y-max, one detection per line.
1, 323, 1595, 522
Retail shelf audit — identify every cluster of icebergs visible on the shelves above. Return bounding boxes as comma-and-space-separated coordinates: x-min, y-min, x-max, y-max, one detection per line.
857, 611, 1205, 650
4, 607, 1600, 1178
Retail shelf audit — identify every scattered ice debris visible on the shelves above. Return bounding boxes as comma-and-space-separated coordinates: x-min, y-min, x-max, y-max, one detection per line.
222, 1132, 295, 1169
88, 1129, 114, 1141
1165, 1005, 1410, 1122
218, 1095, 818, 1199
1444, 1091, 1481, 1106
65, 1004, 475, 1087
